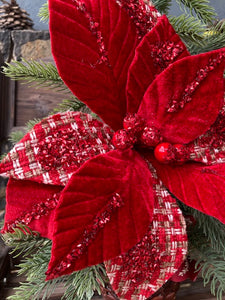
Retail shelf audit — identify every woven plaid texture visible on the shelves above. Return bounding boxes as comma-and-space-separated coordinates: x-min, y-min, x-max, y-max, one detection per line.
104, 163, 187, 300
0, 112, 114, 186
187, 100, 225, 165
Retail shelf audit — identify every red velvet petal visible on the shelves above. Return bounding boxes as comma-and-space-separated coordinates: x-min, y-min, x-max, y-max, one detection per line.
49, 0, 159, 130
2, 178, 63, 239
105, 163, 187, 300
138, 48, 225, 144
46, 149, 155, 279
126, 15, 189, 113
0, 112, 114, 186
149, 156, 225, 224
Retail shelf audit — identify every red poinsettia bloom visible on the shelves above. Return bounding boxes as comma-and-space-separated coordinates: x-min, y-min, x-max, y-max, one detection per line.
1, 0, 225, 299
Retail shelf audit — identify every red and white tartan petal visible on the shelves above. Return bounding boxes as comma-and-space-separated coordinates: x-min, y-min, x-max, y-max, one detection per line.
0, 112, 114, 186
104, 163, 187, 300
187, 100, 225, 165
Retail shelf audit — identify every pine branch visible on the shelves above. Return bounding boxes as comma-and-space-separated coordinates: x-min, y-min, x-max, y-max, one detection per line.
38, 2, 49, 23
178, 202, 225, 254
2, 225, 46, 257
191, 211, 225, 253
53, 97, 86, 114
179, 203, 225, 300
2, 59, 70, 93
189, 22, 225, 54
63, 265, 107, 300
26, 118, 42, 131
0, 153, 7, 160
8, 242, 63, 300
175, 0, 217, 24
8, 130, 25, 145
4, 226, 107, 300
193, 245, 225, 300
151, 0, 172, 14
169, 15, 205, 44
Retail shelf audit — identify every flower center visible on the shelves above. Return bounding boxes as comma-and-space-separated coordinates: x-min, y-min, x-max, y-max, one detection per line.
112, 114, 189, 164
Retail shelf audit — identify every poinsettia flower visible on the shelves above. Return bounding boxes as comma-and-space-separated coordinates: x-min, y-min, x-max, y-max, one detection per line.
1, 0, 225, 299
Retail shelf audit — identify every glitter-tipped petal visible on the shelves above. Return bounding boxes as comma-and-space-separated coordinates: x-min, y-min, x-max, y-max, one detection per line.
138, 48, 225, 144
46, 149, 155, 279
126, 15, 189, 113
49, 0, 159, 130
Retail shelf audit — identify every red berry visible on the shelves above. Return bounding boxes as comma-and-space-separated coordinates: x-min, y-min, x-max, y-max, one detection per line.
140, 126, 162, 147
112, 129, 134, 150
123, 113, 144, 134
154, 142, 173, 163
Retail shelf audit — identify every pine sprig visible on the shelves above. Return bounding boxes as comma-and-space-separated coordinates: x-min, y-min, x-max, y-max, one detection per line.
191, 211, 225, 253
151, 0, 172, 14
180, 204, 225, 300
38, 2, 49, 23
169, 15, 205, 44
192, 245, 225, 300
4, 226, 107, 300
8, 247, 63, 300
178, 202, 225, 254
63, 265, 107, 300
53, 97, 86, 114
8, 130, 25, 145
2, 59, 70, 93
176, 0, 217, 24
2, 225, 46, 257
26, 118, 42, 131
190, 23, 225, 54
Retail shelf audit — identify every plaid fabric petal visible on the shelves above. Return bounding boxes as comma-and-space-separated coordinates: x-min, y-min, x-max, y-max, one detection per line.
104, 162, 187, 300
0, 111, 114, 186
187, 100, 225, 165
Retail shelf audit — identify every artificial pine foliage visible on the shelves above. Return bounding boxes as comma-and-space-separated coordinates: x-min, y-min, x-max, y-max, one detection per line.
1, 0, 225, 300
0, 0, 33, 30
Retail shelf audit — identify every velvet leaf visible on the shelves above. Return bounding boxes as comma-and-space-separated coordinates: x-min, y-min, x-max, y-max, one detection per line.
0, 112, 114, 186
150, 158, 225, 224
126, 15, 189, 113
138, 48, 225, 144
49, 0, 159, 130
105, 162, 187, 300
46, 149, 155, 279
2, 178, 63, 239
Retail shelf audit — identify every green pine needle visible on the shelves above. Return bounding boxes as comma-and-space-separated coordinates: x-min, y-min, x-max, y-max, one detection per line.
190, 25, 225, 54
38, 2, 49, 23
53, 97, 86, 113
2, 59, 70, 93
63, 265, 107, 300
152, 0, 172, 14
178, 202, 225, 254
2, 225, 45, 257
169, 15, 205, 44
179, 203, 225, 300
8, 130, 25, 145
193, 246, 225, 300
26, 118, 42, 131
3, 226, 107, 300
176, 0, 217, 24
